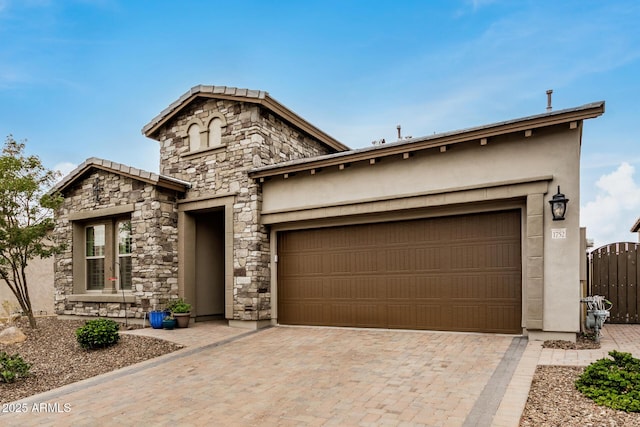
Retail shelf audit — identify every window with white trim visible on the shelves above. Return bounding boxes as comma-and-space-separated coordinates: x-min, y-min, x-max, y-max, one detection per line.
117, 220, 132, 290
82, 218, 132, 291
85, 224, 105, 290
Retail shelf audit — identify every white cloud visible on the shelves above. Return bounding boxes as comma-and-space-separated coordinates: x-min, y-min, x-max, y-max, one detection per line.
54, 162, 77, 179
581, 162, 640, 248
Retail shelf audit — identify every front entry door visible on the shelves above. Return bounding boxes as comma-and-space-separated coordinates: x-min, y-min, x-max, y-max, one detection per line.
194, 210, 225, 319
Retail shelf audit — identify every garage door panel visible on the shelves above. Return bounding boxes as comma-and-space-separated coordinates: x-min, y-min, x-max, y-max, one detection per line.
384, 247, 416, 272
386, 246, 448, 272
279, 302, 326, 325
354, 304, 387, 328
387, 277, 416, 299
489, 274, 523, 299
354, 278, 387, 299
281, 277, 325, 300
278, 210, 522, 333
329, 303, 386, 327
451, 241, 520, 270
486, 304, 521, 332
415, 276, 447, 298
451, 304, 485, 331
327, 278, 351, 299
291, 253, 323, 275
388, 304, 416, 329
330, 304, 354, 325
416, 304, 446, 329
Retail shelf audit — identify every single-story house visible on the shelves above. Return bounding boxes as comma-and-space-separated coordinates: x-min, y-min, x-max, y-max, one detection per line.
632, 217, 640, 242
50, 85, 604, 340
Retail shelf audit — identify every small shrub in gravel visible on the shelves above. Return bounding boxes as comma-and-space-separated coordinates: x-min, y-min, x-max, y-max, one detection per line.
0, 351, 31, 383
76, 318, 120, 349
575, 350, 640, 412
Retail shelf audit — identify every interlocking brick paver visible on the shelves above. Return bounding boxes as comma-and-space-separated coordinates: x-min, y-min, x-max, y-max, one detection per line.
4, 320, 639, 426
1, 324, 514, 426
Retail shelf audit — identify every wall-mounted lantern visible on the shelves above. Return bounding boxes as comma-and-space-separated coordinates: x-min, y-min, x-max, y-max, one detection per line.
549, 186, 569, 221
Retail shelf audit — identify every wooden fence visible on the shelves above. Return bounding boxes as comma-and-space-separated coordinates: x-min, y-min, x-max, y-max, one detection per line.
590, 242, 640, 324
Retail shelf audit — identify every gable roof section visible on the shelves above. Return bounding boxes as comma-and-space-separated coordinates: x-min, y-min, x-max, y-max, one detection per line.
49, 157, 191, 195
632, 217, 640, 233
142, 85, 349, 152
249, 101, 605, 180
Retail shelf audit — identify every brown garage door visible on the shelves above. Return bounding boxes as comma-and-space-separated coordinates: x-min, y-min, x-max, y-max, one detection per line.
277, 210, 522, 333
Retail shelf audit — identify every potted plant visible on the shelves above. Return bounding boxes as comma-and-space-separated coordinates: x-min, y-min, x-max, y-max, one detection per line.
162, 314, 177, 330
167, 298, 191, 328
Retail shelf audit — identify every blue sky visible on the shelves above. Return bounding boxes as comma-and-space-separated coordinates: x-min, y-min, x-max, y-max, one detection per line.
0, 0, 638, 247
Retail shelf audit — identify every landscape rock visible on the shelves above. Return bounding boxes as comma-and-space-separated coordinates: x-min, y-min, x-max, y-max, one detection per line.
0, 326, 27, 344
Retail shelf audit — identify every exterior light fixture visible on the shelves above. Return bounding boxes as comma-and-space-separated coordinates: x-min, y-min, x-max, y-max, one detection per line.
549, 185, 569, 221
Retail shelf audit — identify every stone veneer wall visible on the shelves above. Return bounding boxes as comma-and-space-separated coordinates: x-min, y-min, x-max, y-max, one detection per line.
155, 98, 334, 321
53, 169, 180, 317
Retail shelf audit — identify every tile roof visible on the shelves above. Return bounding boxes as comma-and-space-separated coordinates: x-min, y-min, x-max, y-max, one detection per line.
142, 85, 267, 136
141, 85, 349, 152
49, 157, 191, 195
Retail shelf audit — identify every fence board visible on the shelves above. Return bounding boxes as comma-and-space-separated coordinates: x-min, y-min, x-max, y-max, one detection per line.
630, 245, 638, 323
589, 242, 640, 324
609, 244, 619, 322
616, 243, 635, 323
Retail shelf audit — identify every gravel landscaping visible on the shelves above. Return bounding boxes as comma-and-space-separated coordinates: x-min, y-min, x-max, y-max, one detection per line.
520, 338, 640, 426
520, 365, 640, 426
0, 317, 183, 404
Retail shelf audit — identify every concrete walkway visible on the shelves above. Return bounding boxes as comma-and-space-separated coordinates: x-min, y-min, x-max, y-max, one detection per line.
1, 322, 639, 426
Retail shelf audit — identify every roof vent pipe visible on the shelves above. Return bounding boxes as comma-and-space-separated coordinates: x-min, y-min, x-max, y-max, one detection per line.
546, 89, 553, 112
397, 125, 402, 140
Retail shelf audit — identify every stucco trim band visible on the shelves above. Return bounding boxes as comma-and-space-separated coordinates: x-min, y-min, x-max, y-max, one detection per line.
69, 203, 135, 221
261, 176, 552, 225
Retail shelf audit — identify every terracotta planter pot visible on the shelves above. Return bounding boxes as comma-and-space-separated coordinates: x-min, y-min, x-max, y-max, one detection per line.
174, 312, 191, 328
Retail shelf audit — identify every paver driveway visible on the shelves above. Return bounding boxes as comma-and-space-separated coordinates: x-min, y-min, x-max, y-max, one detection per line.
1, 324, 520, 426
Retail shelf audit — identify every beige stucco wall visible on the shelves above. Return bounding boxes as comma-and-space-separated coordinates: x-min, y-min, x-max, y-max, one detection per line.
0, 256, 54, 316
261, 123, 583, 336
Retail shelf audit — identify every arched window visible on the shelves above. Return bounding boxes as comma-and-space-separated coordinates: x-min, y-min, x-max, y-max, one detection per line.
188, 124, 201, 151
208, 117, 223, 147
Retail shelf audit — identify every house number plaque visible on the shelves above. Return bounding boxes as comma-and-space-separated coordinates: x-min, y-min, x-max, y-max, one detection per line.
551, 228, 567, 239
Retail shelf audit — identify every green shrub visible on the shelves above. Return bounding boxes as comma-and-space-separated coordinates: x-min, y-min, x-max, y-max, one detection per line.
75, 318, 120, 350
166, 298, 191, 313
575, 350, 640, 412
0, 351, 31, 383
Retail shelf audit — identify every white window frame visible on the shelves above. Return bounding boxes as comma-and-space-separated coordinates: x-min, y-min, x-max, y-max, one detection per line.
85, 224, 106, 291
116, 220, 132, 291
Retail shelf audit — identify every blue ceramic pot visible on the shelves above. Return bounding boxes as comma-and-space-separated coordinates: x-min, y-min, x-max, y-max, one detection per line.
149, 311, 167, 329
